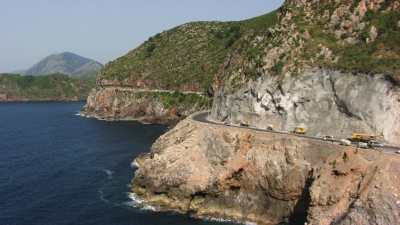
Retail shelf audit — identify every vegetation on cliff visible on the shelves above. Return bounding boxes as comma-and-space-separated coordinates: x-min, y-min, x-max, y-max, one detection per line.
0, 73, 94, 101
295, 2, 400, 77
216, 0, 400, 89
84, 10, 279, 120
96, 0, 400, 93
88, 0, 400, 122
97, 11, 278, 91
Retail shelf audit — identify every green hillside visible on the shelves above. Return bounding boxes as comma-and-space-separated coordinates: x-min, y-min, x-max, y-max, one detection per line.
98, 11, 279, 91
296, 5, 400, 78
213, 1, 400, 90
0, 73, 94, 101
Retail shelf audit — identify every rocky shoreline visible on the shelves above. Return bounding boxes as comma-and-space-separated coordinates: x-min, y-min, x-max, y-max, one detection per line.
131, 117, 400, 225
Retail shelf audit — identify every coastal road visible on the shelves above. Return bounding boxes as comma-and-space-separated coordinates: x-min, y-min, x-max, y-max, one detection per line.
191, 111, 400, 155
100, 86, 204, 95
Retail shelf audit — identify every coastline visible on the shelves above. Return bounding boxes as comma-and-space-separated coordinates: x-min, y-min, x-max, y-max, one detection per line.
79, 109, 182, 125
0, 99, 86, 103
127, 192, 259, 225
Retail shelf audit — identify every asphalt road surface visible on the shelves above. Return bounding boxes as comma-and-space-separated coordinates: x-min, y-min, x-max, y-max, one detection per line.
191, 111, 400, 155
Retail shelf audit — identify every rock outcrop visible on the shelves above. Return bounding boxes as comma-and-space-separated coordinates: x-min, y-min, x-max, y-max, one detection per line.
132, 118, 400, 225
307, 148, 400, 225
81, 87, 210, 123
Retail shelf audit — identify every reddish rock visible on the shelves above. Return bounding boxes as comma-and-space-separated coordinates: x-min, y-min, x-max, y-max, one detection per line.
132, 118, 400, 225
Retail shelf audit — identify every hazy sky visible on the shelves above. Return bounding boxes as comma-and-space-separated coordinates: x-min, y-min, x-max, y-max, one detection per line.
0, 0, 283, 72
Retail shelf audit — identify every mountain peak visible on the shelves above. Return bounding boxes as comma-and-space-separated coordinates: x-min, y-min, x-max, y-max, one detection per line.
58, 52, 84, 58
24, 52, 103, 77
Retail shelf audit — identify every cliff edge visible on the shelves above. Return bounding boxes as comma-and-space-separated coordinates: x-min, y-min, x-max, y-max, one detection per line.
81, 12, 279, 122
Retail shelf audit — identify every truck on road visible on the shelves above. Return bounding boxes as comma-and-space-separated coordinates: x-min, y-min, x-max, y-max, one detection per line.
351, 133, 376, 142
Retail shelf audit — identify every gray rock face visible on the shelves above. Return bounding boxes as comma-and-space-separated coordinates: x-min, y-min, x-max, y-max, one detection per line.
211, 68, 400, 145
24, 52, 103, 77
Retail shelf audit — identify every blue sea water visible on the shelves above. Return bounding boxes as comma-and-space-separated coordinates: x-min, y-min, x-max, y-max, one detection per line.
0, 102, 236, 225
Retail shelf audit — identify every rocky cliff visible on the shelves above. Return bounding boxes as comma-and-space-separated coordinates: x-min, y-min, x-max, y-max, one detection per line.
133, 118, 400, 225
131, 0, 400, 224
212, 68, 400, 145
81, 87, 210, 123
81, 12, 279, 121
211, 0, 400, 144
84, 0, 400, 126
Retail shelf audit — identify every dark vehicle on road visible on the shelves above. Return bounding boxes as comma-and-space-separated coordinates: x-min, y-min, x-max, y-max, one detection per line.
240, 122, 249, 127
323, 135, 334, 141
368, 140, 384, 148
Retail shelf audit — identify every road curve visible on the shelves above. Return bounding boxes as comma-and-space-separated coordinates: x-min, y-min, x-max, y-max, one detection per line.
99, 86, 204, 95
191, 111, 400, 155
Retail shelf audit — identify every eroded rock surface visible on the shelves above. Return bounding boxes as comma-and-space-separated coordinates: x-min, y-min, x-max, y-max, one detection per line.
212, 68, 400, 145
132, 118, 400, 225
81, 87, 208, 123
307, 149, 400, 225
81, 87, 171, 123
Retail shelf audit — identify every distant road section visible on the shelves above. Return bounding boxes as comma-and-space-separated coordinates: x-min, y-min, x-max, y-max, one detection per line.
191, 111, 400, 155
100, 86, 204, 95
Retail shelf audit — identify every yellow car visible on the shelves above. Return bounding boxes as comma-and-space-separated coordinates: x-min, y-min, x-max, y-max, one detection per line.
293, 127, 306, 135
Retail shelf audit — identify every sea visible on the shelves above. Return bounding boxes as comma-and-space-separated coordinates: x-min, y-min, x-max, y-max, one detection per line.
0, 102, 237, 225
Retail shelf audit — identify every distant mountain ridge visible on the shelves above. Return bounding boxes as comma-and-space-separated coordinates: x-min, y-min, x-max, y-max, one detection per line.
24, 52, 103, 77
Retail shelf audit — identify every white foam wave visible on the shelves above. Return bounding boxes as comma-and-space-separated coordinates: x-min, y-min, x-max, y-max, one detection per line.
126, 192, 157, 211
98, 189, 110, 204
103, 169, 114, 179
127, 193, 257, 225
142, 205, 157, 211
202, 217, 235, 223
127, 192, 144, 205
131, 160, 139, 168
203, 216, 258, 225
244, 222, 257, 225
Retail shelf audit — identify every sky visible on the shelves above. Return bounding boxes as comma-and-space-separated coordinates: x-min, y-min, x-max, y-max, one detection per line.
0, 0, 284, 72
